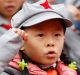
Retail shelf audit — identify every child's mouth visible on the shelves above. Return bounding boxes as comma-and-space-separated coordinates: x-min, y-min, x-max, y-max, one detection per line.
45, 51, 56, 58
5, 5, 14, 12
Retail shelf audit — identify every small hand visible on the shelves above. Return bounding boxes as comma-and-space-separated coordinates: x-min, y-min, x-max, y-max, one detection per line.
13, 28, 28, 41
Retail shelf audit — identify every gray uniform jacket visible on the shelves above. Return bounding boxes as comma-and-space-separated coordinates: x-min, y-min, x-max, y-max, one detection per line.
0, 29, 23, 75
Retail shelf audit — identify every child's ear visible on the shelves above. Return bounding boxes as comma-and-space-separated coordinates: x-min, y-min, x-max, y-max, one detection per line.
22, 32, 28, 41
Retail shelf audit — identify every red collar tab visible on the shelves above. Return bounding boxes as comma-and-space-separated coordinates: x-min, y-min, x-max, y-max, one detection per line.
2, 24, 12, 30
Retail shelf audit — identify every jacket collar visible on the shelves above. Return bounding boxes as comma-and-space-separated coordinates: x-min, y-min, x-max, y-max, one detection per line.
0, 16, 10, 25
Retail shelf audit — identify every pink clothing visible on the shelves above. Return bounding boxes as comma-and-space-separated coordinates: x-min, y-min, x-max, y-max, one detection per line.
9, 54, 77, 75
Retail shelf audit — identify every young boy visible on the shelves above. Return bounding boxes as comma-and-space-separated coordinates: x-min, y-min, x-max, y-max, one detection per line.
0, 0, 77, 75
0, 0, 24, 36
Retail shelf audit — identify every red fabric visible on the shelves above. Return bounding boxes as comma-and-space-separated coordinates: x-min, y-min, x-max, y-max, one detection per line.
9, 54, 21, 70
57, 61, 77, 75
47, 69, 58, 75
2, 24, 12, 30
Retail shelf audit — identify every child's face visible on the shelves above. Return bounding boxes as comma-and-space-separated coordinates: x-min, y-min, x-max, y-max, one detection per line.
67, 5, 80, 21
0, 0, 24, 20
24, 19, 65, 65
71, 7, 80, 21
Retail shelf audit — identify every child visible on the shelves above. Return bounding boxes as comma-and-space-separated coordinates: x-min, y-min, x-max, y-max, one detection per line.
65, 0, 80, 21
0, 0, 25, 72
0, 0, 24, 36
0, 0, 77, 75
63, 0, 80, 74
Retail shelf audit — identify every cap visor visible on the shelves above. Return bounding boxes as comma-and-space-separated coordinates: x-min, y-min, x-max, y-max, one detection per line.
21, 11, 72, 28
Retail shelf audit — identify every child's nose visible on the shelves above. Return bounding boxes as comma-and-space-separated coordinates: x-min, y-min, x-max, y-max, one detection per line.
47, 43, 54, 47
46, 38, 55, 47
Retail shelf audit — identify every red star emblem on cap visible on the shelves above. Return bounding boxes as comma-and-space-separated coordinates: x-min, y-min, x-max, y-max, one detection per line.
40, 0, 52, 9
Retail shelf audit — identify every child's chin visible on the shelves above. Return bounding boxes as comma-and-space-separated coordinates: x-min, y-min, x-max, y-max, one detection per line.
42, 61, 56, 65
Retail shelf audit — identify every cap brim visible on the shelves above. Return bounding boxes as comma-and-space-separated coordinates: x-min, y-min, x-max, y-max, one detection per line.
20, 11, 72, 28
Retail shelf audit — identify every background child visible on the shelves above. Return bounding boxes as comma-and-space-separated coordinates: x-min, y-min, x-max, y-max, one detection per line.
0, 0, 24, 36
0, 0, 77, 75
0, 0, 30, 73
62, 0, 80, 74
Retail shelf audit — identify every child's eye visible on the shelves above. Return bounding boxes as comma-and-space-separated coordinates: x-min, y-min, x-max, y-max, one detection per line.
55, 34, 61, 37
37, 34, 44, 37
